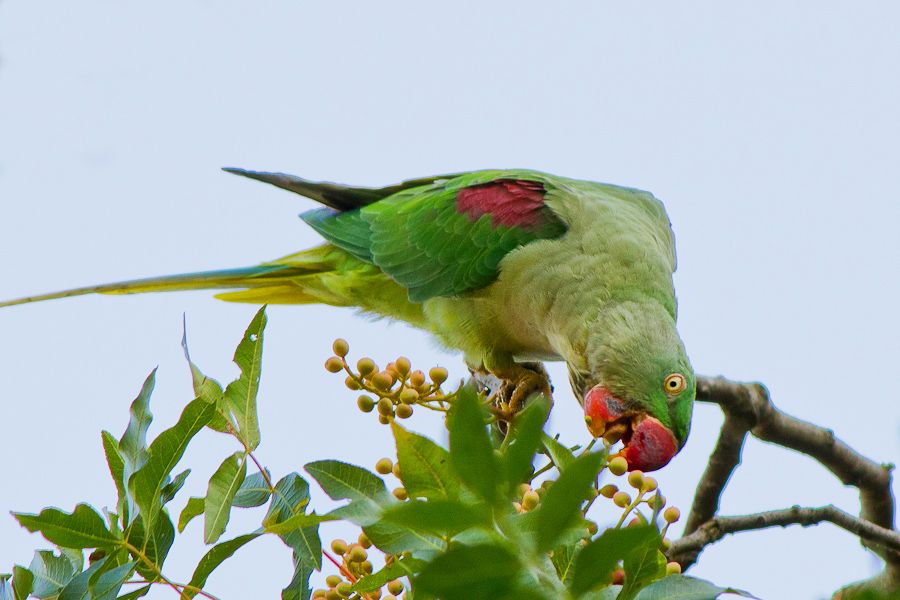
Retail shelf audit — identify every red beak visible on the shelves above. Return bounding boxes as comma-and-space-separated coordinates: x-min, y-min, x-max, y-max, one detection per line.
583, 386, 679, 472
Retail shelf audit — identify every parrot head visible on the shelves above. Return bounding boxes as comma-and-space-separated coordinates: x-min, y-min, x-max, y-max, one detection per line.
574, 301, 695, 472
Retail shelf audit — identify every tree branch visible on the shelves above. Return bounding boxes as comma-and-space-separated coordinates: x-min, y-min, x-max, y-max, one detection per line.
672, 376, 900, 591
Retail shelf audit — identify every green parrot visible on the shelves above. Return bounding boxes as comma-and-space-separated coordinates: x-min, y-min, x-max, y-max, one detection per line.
1, 168, 694, 471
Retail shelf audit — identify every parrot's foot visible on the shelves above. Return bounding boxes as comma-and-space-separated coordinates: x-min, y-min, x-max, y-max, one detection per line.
498, 362, 553, 415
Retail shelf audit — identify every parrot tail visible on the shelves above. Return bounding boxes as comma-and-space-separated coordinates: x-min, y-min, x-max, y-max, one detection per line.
0, 245, 379, 309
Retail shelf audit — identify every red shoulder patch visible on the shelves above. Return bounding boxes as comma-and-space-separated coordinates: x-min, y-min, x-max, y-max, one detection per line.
456, 180, 547, 229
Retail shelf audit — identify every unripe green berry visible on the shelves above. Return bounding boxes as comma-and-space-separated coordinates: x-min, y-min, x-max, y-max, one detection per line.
599, 484, 618, 498
608, 456, 628, 476
348, 545, 367, 563
586, 520, 599, 535
627, 517, 641, 527
335, 582, 353, 597
522, 490, 540, 510
613, 491, 631, 508
396, 404, 413, 419
325, 575, 342, 587
357, 357, 376, 376
392, 462, 402, 478
399, 388, 419, 404
375, 458, 394, 474
409, 370, 426, 387
627, 470, 644, 489
642, 477, 658, 493
395, 357, 411, 376
664, 507, 681, 523
378, 414, 391, 425
332, 339, 350, 357
325, 357, 344, 373
357, 395, 375, 413
387, 580, 404, 595
666, 561, 682, 575
344, 376, 361, 390
369, 591, 382, 600
325, 589, 341, 600
652, 494, 666, 510
373, 372, 394, 391
361, 560, 373, 574
330, 539, 348, 555
393, 486, 408, 501
660, 537, 671, 551
377, 397, 394, 416
429, 366, 448, 385
358, 532, 372, 548
383, 596, 396, 600
312, 590, 327, 599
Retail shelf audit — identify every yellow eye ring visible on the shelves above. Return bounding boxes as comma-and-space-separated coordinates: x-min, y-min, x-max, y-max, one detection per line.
663, 373, 686, 395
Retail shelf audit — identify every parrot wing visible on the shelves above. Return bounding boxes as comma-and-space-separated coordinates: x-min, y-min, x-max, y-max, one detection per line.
292, 170, 570, 301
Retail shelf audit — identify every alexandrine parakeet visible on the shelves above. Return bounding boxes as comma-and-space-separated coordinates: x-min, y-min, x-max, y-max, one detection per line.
2, 169, 695, 471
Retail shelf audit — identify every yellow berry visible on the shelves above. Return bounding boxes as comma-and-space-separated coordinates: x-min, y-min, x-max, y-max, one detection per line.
627, 470, 644, 489
396, 404, 413, 419
373, 372, 394, 391
348, 545, 367, 563
313, 590, 327, 599
369, 591, 381, 600
522, 490, 540, 510
325, 589, 341, 600
358, 532, 372, 548
375, 458, 394, 475
378, 414, 391, 425
608, 456, 628, 476
642, 477, 658, 493
660, 537, 671, 550
409, 370, 426, 387
335, 582, 353, 597
330, 539, 348, 555
325, 575, 342, 587
664, 507, 681, 523
392, 462, 402, 478
344, 376, 361, 390
387, 580, 404, 595
325, 357, 344, 373
652, 494, 666, 510
666, 561, 682, 575
393, 487, 408, 501
399, 388, 419, 404
395, 357, 411, 376
377, 398, 394, 417
517, 483, 532, 497
613, 491, 631, 508
357, 358, 377, 376
429, 367, 448, 385
357, 395, 375, 413
332, 339, 350, 357
599, 484, 618, 498
586, 520, 599, 535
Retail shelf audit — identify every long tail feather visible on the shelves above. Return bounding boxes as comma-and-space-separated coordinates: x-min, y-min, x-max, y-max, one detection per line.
0, 265, 290, 308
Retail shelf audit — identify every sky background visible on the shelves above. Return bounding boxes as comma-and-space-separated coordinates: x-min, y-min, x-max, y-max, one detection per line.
2, 2, 899, 598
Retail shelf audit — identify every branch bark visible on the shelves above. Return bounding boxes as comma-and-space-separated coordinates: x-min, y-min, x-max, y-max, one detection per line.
671, 376, 900, 592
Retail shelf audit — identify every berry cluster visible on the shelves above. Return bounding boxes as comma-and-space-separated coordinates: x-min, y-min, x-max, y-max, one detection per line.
324, 339, 452, 423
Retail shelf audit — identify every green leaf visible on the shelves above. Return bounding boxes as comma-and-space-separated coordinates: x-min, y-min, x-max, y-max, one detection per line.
632, 575, 757, 600
28, 550, 78, 599
12, 566, 33, 600
58, 558, 106, 600
305, 460, 391, 526
160, 469, 191, 505
265, 473, 311, 526
362, 521, 445, 555
550, 542, 577, 585
87, 561, 136, 600
100, 431, 128, 525
282, 526, 323, 571
380, 500, 488, 536
179, 497, 206, 533
540, 433, 575, 472
116, 584, 152, 599
281, 554, 312, 600
503, 398, 550, 489
183, 533, 261, 599
127, 513, 175, 579
232, 470, 272, 508
204, 452, 248, 543
182, 318, 231, 433
222, 306, 267, 450
0, 575, 13, 600
618, 532, 667, 600
264, 512, 337, 536
532, 451, 605, 551
391, 422, 458, 500
415, 543, 521, 600
130, 397, 215, 530
118, 371, 156, 523
350, 556, 425, 593
14, 504, 120, 550
569, 526, 658, 596
448, 386, 501, 504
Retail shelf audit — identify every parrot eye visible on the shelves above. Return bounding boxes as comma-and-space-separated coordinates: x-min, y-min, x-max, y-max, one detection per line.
663, 373, 686, 394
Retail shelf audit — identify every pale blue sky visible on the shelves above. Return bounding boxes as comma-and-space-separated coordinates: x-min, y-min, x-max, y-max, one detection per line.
2, 2, 899, 598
